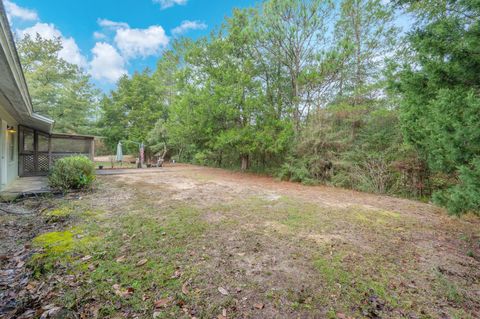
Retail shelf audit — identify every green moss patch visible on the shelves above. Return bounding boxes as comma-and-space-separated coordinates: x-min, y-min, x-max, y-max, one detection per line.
31, 227, 97, 275
44, 207, 73, 223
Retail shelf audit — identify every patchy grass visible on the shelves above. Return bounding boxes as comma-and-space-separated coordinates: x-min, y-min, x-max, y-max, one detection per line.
19, 166, 480, 319
43, 206, 73, 223
29, 192, 209, 317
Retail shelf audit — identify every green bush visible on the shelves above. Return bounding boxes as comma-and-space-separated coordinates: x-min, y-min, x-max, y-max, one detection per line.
48, 156, 95, 192
193, 152, 208, 165
277, 157, 316, 185
433, 158, 480, 216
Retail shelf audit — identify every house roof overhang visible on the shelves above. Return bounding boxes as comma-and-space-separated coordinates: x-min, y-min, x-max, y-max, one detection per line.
0, 1, 54, 133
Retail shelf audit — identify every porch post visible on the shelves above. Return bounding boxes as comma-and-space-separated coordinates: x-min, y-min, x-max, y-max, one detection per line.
48, 134, 52, 169
0, 120, 6, 187
89, 138, 94, 161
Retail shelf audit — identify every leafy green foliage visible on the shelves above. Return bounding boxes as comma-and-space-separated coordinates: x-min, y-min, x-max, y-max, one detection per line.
93, 0, 478, 215
433, 158, 480, 216
393, 0, 480, 215
48, 156, 96, 192
98, 70, 167, 154
18, 35, 99, 134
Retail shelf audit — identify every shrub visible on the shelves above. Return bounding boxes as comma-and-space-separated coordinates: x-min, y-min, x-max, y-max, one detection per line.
193, 152, 208, 165
48, 156, 95, 192
433, 158, 480, 216
277, 157, 316, 185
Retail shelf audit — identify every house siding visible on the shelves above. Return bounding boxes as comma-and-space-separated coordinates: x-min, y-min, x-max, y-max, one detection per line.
0, 101, 19, 190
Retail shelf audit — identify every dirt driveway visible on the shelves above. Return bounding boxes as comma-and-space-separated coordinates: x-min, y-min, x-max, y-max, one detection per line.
2, 164, 480, 319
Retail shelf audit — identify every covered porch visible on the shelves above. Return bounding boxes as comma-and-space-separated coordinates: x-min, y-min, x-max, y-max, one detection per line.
18, 126, 95, 177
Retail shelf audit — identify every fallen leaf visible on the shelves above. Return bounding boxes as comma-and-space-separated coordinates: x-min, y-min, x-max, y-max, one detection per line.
182, 282, 189, 295
253, 303, 264, 309
217, 316, 226, 319
116, 255, 126, 263
81, 255, 92, 261
171, 269, 182, 279
336, 313, 346, 319
218, 287, 229, 295
222, 308, 227, 317
154, 298, 170, 309
26, 282, 36, 291
40, 306, 61, 319
113, 285, 134, 298
42, 304, 57, 310
136, 258, 148, 267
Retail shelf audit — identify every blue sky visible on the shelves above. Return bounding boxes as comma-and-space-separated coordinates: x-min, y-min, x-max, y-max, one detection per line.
4, 0, 259, 91
5, 0, 411, 93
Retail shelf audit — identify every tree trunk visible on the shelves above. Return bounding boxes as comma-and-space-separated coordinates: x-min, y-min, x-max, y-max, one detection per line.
241, 155, 249, 171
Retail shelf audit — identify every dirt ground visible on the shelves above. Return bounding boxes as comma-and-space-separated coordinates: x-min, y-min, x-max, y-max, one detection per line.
1, 164, 479, 318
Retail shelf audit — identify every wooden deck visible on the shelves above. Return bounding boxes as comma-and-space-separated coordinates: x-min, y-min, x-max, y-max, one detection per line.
0, 176, 50, 201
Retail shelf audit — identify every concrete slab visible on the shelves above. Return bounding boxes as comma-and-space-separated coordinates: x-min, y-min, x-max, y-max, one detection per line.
96, 167, 168, 175
0, 176, 50, 201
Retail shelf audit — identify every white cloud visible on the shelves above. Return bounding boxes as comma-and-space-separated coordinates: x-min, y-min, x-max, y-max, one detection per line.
114, 25, 169, 59
4, 0, 38, 21
172, 20, 207, 36
97, 18, 129, 30
153, 0, 187, 10
18, 23, 87, 68
89, 42, 126, 83
93, 31, 107, 40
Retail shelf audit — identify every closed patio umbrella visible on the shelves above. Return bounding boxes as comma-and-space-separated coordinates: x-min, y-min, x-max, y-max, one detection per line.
116, 142, 123, 162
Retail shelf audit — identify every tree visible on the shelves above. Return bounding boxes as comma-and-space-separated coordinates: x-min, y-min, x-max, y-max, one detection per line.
394, 0, 480, 215
255, 0, 334, 132
334, 0, 398, 105
99, 70, 167, 154
17, 34, 99, 134
147, 119, 169, 160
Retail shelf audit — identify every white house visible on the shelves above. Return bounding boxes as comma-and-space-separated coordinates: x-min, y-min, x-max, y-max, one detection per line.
0, 2, 94, 192
0, 2, 54, 191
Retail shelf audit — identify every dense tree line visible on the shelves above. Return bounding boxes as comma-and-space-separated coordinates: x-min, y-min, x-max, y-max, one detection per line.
18, 0, 479, 216
100, 0, 479, 215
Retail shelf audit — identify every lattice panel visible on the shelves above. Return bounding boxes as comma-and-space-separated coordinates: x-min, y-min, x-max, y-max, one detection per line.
51, 154, 68, 163
38, 153, 50, 172
22, 155, 35, 174
20, 153, 91, 176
